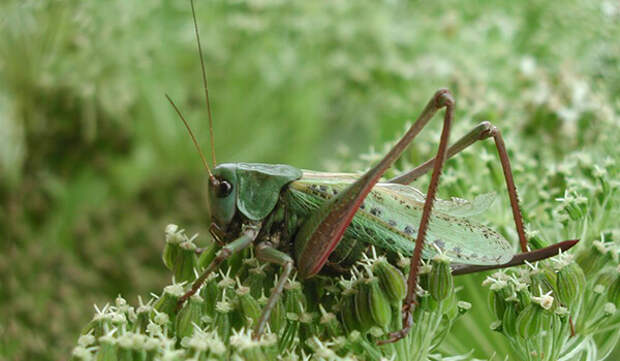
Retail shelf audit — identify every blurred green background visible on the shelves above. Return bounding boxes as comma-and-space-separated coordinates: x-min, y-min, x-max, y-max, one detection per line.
1, 0, 618, 360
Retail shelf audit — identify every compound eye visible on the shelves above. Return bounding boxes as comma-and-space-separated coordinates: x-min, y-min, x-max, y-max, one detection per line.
215, 179, 233, 198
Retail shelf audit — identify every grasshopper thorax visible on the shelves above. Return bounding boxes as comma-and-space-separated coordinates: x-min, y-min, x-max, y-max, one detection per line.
208, 163, 303, 239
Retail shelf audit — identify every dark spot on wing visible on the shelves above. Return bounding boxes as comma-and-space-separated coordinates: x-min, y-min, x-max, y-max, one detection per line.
387, 219, 397, 227
370, 207, 382, 217
404, 226, 415, 235
319, 185, 328, 192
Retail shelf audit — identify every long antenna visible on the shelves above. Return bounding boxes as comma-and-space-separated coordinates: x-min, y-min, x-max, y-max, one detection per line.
190, 0, 217, 167
166, 94, 215, 181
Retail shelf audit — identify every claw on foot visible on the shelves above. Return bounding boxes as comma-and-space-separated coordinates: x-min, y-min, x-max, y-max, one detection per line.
376, 306, 414, 345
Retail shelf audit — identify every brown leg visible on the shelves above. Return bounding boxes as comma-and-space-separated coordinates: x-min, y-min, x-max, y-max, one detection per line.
378, 90, 455, 345
389, 121, 528, 253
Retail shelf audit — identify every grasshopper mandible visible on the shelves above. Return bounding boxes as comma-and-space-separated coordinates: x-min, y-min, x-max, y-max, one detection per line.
168, 0, 578, 344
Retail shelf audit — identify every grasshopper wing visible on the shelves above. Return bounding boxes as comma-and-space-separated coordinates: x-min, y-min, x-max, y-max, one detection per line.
380, 184, 496, 217
290, 173, 514, 266
375, 183, 513, 264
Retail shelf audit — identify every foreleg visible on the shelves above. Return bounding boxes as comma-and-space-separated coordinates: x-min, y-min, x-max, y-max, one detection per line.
177, 222, 259, 309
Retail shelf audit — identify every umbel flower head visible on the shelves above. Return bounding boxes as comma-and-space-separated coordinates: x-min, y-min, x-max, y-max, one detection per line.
71, 226, 476, 361
483, 238, 620, 361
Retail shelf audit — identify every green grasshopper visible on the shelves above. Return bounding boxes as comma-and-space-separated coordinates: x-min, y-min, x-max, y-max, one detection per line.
169, 0, 578, 344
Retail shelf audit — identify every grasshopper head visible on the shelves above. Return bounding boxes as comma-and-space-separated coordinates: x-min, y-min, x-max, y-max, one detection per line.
207, 164, 238, 232
207, 162, 303, 237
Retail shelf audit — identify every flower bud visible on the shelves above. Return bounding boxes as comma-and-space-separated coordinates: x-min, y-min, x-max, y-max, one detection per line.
237, 287, 261, 326
163, 224, 183, 270
97, 335, 119, 361
429, 255, 453, 302
576, 241, 611, 276
373, 260, 406, 304
367, 278, 392, 329
488, 283, 511, 320
608, 268, 620, 307
154, 284, 184, 318
340, 291, 362, 333
284, 281, 306, 317
175, 294, 203, 339
268, 294, 286, 333
214, 297, 232, 341
319, 305, 343, 338
516, 303, 544, 338
173, 241, 198, 283
595, 268, 619, 292
528, 235, 549, 250
501, 302, 519, 338
529, 271, 555, 298
556, 262, 585, 307
199, 278, 219, 317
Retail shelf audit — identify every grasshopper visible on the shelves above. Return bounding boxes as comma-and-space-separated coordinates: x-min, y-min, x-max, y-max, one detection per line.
169, 0, 578, 344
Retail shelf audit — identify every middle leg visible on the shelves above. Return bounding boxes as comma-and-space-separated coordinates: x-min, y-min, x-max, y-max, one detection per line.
253, 241, 295, 339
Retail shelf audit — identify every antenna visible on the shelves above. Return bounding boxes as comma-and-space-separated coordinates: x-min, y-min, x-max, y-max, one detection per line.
166, 94, 215, 181
190, 0, 217, 167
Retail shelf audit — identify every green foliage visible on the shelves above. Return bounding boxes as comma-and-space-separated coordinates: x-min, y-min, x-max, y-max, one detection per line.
1, 0, 619, 360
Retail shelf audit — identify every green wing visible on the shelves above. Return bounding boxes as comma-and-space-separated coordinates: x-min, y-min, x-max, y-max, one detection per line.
380, 183, 497, 217
288, 171, 513, 265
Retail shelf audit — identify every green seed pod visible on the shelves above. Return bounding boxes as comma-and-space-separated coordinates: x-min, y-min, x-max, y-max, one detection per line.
134, 303, 152, 333
246, 266, 268, 299
354, 281, 375, 331
418, 262, 433, 291
576, 241, 610, 276
153, 284, 184, 318
374, 260, 406, 304
162, 224, 182, 270
429, 255, 453, 302
417, 292, 439, 317
320, 305, 343, 338
162, 242, 180, 272
199, 278, 219, 317
175, 294, 203, 340
367, 278, 392, 328
608, 268, 620, 307
238, 287, 261, 326
528, 235, 549, 250
488, 284, 511, 321
340, 291, 362, 333
516, 303, 552, 339
97, 336, 118, 361
214, 298, 232, 341
556, 262, 586, 307
530, 271, 554, 296
173, 241, 198, 283
269, 295, 286, 333
442, 289, 459, 320
502, 302, 519, 338
284, 281, 306, 316
595, 268, 618, 290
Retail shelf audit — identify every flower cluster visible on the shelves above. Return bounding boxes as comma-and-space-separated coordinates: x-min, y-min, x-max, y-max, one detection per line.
71, 227, 472, 361
484, 238, 619, 361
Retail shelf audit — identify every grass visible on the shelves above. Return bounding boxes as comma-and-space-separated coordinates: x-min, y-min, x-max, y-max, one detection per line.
1, 0, 618, 360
